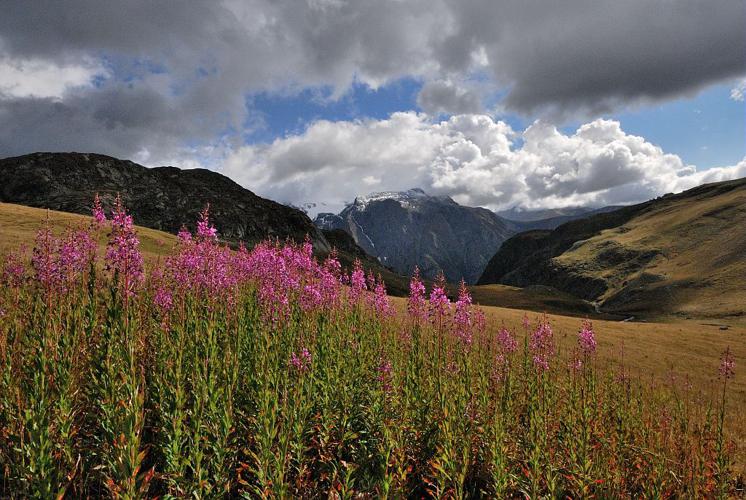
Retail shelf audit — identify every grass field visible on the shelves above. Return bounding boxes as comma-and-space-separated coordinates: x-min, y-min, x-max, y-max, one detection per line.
0, 198, 746, 491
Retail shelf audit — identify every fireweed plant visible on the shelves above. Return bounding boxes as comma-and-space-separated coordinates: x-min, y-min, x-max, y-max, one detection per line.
0, 198, 741, 498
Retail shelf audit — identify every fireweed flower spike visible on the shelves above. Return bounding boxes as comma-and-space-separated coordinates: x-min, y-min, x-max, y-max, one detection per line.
720, 347, 735, 380
577, 319, 597, 357
407, 267, 428, 323
429, 273, 451, 322
31, 224, 61, 291
349, 259, 367, 303
530, 316, 555, 372
453, 280, 473, 347
92, 193, 107, 225
1, 253, 25, 288
105, 195, 144, 298
372, 276, 393, 317
496, 325, 518, 355
197, 204, 218, 240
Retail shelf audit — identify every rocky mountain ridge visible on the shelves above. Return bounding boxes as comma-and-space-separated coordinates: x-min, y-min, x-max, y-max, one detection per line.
0, 152, 330, 252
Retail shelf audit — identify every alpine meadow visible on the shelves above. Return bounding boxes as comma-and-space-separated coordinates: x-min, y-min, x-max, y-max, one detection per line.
1, 0, 745, 498
0, 199, 742, 497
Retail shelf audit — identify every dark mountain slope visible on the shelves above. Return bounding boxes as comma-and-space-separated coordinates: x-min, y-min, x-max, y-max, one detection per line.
0, 152, 329, 251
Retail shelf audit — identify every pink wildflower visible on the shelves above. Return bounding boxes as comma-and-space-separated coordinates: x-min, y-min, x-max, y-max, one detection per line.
323, 251, 342, 277
105, 196, 144, 297
492, 326, 517, 382
371, 276, 393, 317
530, 316, 555, 372
522, 313, 530, 332
577, 319, 597, 357
196, 204, 218, 240
349, 259, 367, 303
2, 253, 26, 288
59, 228, 96, 278
31, 226, 61, 290
177, 227, 192, 242
453, 280, 473, 346
154, 287, 173, 312
407, 267, 428, 323
719, 347, 735, 380
300, 282, 324, 312
92, 193, 106, 225
289, 347, 312, 373
429, 274, 451, 321
496, 326, 517, 354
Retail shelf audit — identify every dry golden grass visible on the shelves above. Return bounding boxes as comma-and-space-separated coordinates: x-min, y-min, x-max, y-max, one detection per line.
468, 283, 605, 318
555, 181, 746, 322
0, 202, 177, 261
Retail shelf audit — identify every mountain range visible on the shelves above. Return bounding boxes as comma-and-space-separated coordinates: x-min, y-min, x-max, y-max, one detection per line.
3, 151, 746, 321
314, 189, 618, 283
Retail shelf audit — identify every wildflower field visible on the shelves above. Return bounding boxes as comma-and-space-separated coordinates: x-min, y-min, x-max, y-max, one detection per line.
0, 198, 742, 498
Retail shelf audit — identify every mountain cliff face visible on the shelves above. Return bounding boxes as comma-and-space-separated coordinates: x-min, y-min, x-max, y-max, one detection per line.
315, 188, 514, 283
479, 177, 746, 319
0, 152, 329, 251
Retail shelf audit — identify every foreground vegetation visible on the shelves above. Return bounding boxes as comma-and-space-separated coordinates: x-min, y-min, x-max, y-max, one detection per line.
0, 198, 741, 498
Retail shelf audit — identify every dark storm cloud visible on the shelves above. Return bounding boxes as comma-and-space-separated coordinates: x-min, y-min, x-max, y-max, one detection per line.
481, 0, 746, 115
0, 0, 743, 163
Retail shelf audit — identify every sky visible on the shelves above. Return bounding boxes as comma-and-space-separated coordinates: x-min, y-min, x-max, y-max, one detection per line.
0, 0, 744, 216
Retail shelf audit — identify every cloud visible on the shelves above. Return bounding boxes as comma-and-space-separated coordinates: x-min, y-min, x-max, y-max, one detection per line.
222, 112, 746, 214
0, 56, 106, 99
0, 0, 744, 164
417, 79, 482, 115
731, 79, 746, 102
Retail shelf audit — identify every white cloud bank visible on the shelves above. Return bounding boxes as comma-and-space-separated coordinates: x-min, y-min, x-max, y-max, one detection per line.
222, 112, 746, 214
0, 56, 105, 99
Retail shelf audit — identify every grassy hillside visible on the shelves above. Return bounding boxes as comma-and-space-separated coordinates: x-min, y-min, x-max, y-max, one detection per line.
555, 178, 746, 320
480, 177, 746, 322
0, 202, 177, 260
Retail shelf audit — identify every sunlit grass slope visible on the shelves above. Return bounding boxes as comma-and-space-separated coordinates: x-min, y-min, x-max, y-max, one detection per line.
555, 178, 746, 321
0, 201, 177, 259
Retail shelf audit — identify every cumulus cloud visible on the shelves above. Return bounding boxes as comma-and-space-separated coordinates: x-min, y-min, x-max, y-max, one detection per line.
222, 113, 746, 215
0, 0, 744, 163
